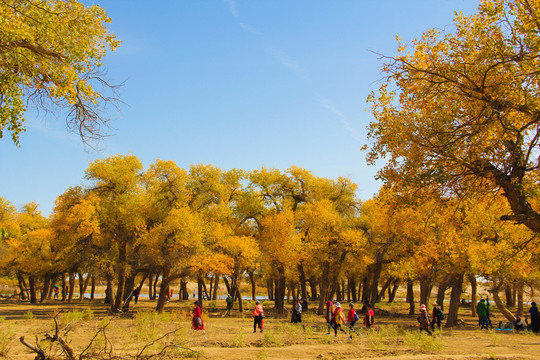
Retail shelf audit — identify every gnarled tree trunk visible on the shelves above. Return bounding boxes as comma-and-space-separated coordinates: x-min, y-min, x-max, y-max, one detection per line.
492, 282, 517, 322
445, 273, 464, 327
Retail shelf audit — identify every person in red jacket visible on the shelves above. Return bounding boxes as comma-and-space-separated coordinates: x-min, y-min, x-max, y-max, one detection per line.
192, 301, 205, 331
325, 299, 334, 334
253, 300, 264, 333
347, 303, 360, 338
364, 303, 374, 328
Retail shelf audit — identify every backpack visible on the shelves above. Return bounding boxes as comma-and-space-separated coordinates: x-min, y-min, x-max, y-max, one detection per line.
354, 311, 359, 322
435, 307, 444, 320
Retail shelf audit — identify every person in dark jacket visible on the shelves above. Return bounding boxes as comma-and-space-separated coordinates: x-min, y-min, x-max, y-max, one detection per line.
528, 301, 539, 333
430, 303, 444, 330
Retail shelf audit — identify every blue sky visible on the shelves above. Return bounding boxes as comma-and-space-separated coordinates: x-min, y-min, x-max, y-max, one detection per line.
0, 0, 479, 215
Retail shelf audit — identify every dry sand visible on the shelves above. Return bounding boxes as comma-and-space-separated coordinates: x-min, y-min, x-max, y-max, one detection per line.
0, 298, 538, 360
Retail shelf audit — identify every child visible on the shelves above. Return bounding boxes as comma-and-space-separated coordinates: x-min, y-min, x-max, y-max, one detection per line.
347, 303, 360, 338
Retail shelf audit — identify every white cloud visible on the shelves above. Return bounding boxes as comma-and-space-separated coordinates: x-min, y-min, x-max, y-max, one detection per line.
266, 47, 310, 81
224, 0, 238, 17
240, 22, 262, 35
318, 98, 363, 142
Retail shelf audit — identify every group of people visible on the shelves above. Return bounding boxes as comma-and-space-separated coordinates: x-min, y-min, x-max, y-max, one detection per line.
477, 297, 539, 333
476, 297, 494, 329
325, 300, 374, 338
417, 303, 444, 335
189, 296, 539, 336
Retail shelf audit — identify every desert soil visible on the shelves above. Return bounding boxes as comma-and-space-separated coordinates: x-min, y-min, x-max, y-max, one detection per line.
1, 297, 539, 360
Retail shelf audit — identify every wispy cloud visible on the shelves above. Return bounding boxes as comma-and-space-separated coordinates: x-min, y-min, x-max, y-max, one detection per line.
318, 98, 363, 142
224, 0, 238, 17
240, 22, 262, 35
266, 47, 310, 81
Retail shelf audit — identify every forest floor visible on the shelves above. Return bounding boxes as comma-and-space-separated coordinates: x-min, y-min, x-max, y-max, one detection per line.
0, 298, 538, 360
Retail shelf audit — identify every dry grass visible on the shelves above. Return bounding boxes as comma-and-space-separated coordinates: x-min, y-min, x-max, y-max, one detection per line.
0, 298, 538, 360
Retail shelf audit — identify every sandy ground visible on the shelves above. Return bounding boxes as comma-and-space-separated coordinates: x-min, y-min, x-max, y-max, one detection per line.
0, 298, 538, 360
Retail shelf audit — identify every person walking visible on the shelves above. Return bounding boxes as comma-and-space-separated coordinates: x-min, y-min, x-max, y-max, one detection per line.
430, 303, 444, 330
133, 287, 140, 304
253, 300, 264, 333
528, 301, 539, 333
347, 303, 360, 339
294, 300, 303, 324
476, 298, 488, 329
418, 304, 432, 335
332, 302, 347, 337
364, 303, 374, 329
225, 294, 233, 316
192, 301, 205, 331
325, 299, 334, 335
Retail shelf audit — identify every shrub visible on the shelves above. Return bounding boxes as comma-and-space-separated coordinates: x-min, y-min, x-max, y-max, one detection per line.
262, 332, 283, 347
0, 317, 14, 356
134, 311, 169, 342
23, 311, 34, 320
404, 331, 444, 352
64, 308, 94, 322
256, 349, 269, 360
231, 331, 246, 348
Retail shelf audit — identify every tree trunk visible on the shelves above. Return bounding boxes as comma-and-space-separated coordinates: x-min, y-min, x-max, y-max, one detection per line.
436, 283, 447, 311
469, 275, 477, 317
349, 275, 357, 302
378, 277, 393, 302
136, 273, 148, 298
61, 274, 67, 301
267, 278, 274, 301
201, 277, 210, 300
213, 275, 219, 300
492, 283, 517, 322
445, 273, 464, 327
361, 275, 369, 302
236, 286, 244, 312
197, 275, 204, 306
249, 271, 256, 301
147, 274, 154, 300
180, 279, 189, 300
388, 279, 400, 303
335, 282, 342, 302
517, 282, 524, 317
298, 263, 308, 301
28, 275, 37, 304
40, 275, 51, 303
17, 272, 28, 300
90, 275, 96, 300
317, 263, 330, 315
406, 278, 415, 315
308, 277, 318, 301
113, 243, 127, 312
68, 272, 75, 303
208, 275, 214, 300
152, 273, 159, 300
223, 276, 231, 295
78, 272, 90, 302
156, 268, 171, 313
274, 266, 286, 314
47, 276, 56, 299
369, 258, 383, 305
122, 273, 136, 311
419, 277, 433, 306
104, 273, 114, 304
505, 285, 514, 307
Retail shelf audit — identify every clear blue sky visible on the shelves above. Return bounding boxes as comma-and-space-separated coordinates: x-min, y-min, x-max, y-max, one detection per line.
0, 0, 479, 215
